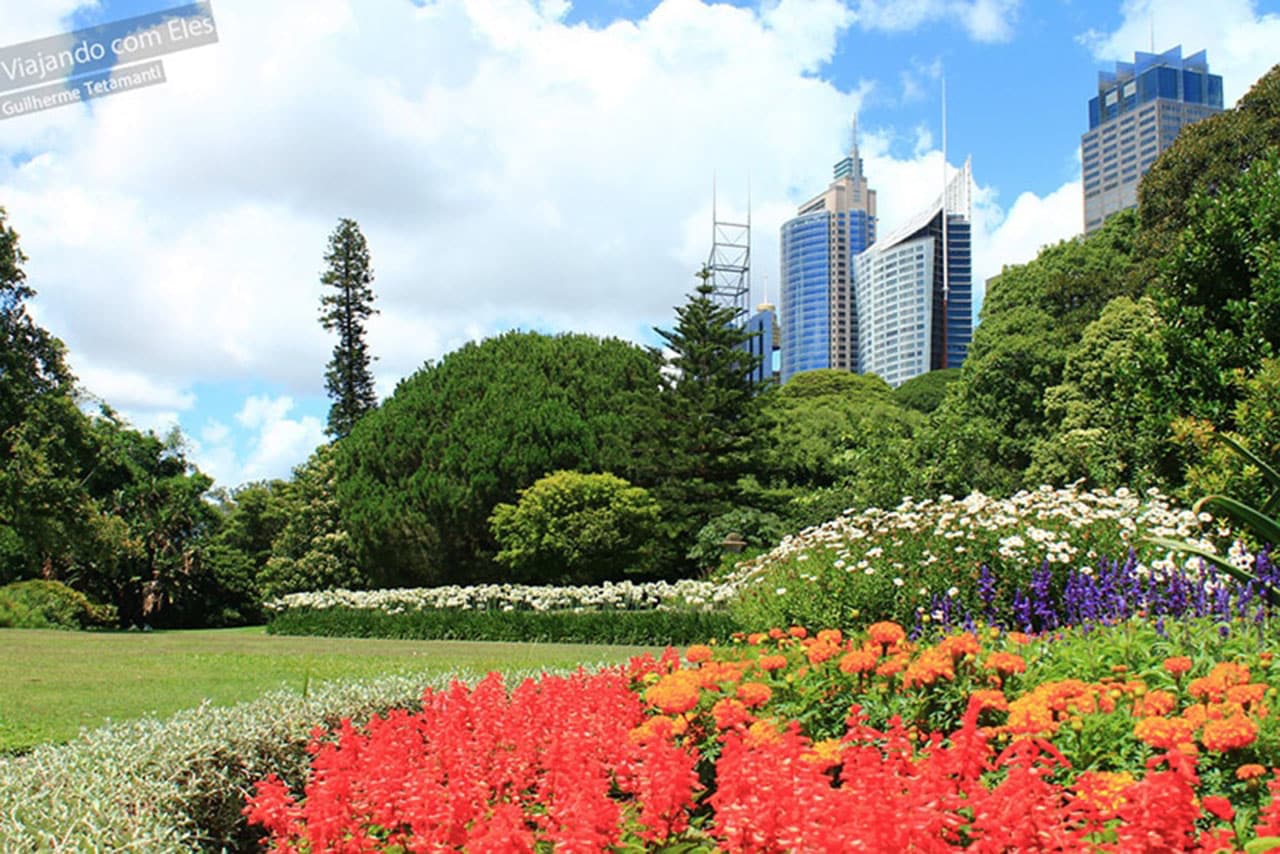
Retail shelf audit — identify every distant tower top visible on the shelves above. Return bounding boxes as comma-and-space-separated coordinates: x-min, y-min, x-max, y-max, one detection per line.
833, 112, 865, 181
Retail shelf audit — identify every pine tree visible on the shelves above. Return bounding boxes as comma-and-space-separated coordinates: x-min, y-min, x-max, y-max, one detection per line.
643, 267, 765, 574
319, 218, 379, 439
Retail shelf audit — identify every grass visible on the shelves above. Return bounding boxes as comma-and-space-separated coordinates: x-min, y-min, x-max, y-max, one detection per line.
0, 626, 653, 753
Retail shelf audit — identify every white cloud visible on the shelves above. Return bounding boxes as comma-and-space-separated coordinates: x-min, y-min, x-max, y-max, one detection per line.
971, 178, 1083, 302
1080, 0, 1280, 105
200, 419, 230, 445
0, 2, 91, 42
192, 395, 326, 486
76, 363, 196, 412
851, 0, 1020, 42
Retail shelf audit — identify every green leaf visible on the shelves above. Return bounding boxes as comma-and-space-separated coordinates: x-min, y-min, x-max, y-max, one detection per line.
1212, 432, 1280, 500
1244, 837, 1280, 854
1193, 494, 1280, 549
1143, 535, 1265, 590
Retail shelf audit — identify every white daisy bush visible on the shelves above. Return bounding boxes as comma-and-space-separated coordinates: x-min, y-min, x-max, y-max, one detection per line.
720, 484, 1249, 632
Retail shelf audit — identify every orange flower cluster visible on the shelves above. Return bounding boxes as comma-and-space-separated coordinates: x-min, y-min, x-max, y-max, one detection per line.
1131, 660, 1269, 755
983, 651, 1027, 676
1002, 679, 1116, 737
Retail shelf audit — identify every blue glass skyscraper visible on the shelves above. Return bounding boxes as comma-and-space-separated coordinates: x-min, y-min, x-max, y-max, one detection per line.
1082, 46, 1223, 233
779, 122, 876, 382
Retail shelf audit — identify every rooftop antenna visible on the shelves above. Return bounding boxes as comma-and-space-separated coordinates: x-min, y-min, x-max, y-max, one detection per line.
706, 173, 751, 321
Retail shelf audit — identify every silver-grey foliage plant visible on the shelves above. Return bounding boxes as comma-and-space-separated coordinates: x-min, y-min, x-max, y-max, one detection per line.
0, 664, 570, 851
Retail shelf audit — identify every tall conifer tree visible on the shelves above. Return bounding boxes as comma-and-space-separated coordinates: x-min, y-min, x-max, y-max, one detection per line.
319, 218, 379, 439
643, 267, 764, 574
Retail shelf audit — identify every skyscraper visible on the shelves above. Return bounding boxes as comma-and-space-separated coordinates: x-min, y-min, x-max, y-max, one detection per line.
854, 160, 973, 387
1081, 45, 1223, 234
779, 119, 876, 382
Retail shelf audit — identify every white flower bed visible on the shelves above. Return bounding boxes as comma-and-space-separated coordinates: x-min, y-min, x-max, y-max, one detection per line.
721, 483, 1232, 594
266, 578, 732, 614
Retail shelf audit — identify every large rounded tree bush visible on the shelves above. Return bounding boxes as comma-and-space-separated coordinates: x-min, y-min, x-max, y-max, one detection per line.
335, 332, 660, 587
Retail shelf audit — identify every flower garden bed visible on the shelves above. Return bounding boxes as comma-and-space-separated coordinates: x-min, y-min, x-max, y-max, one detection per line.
247, 616, 1280, 851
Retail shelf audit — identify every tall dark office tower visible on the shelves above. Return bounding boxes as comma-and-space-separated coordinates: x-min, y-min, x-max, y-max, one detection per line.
1081, 46, 1223, 234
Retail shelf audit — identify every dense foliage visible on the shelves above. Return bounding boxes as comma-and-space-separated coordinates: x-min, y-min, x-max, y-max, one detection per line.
335, 331, 660, 588
0, 579, 116, 629
267, 605, 741, 645
490, 470, 660, 585
638, 273, 767, 575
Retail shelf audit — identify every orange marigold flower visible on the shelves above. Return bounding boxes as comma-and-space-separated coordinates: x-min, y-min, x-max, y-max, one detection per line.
805, 641, 841, 665
1190, 662, 1252, 703
711, 698, 754, 731
939, 633, 981, 659
1164, 656, 1193, 678
839, 650, 878, 675
757, 654, 788, 672
685, 644, 713, 664
1237, 763, 1267, 781
1202, 795, 1235, 822
747, 632, 768, 646
1201, 714, 1259, 752
983, 652, 1027, 676
788, 626, 808, 639
744, 718, 781, 747
1227, 683, 1267, 707
644, 676, 701, 716
767, 628, 785, 640
1074, 770, 1134, 816
629, 715, 684, 744
1006, 631, 1031, 644
1136, 689, 1177, 718
969, 689, 1008, 713
1134, 716, 1196, 751
876, 658, 906, 678
801, 738, 843, 770
904, 647, 956, 688
736, 681, 773, 709
816, 628, 843, 645
697, 661, 746, 689
867, 621, 906, 647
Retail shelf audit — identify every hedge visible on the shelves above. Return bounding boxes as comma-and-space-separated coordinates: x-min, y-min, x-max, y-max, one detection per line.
267, 606, 744, 646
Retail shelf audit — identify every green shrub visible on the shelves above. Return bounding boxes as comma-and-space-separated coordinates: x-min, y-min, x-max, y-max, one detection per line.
0, 579, 116, 629
0, 665, 566, 850
489, 470, 660, 585
268, 605, 742, 646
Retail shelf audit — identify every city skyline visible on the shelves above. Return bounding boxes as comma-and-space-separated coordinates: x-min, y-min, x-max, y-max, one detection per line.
1, 1, 1277, 487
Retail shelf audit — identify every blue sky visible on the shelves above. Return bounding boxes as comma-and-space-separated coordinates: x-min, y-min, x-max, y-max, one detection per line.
2, 0, 1278, 489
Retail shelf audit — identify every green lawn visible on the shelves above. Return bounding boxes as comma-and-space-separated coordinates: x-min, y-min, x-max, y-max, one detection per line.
0, 626, 652, 753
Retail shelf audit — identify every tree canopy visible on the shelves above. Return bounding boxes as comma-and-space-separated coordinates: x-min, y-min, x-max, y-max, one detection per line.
335, 331, 660, 587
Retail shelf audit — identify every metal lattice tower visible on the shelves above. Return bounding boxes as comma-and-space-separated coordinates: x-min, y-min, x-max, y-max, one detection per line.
706, 178, 751, 322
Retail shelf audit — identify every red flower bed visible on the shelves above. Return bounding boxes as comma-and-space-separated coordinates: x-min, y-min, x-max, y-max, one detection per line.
247, 626, 1280, 851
